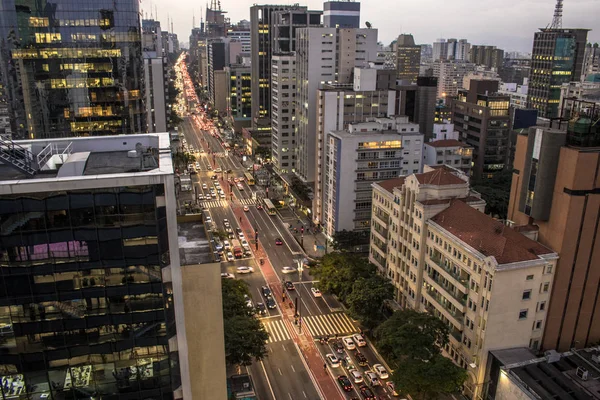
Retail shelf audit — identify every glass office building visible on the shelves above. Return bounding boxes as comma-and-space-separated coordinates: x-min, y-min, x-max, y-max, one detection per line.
0, 0, 145, 139
0, 134, 181, 400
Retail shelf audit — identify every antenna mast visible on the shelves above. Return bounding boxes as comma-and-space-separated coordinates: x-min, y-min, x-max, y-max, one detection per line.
549, 0, 563, 29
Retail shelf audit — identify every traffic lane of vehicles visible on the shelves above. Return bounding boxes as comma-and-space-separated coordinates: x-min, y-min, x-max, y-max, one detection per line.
295, 281, 333, 316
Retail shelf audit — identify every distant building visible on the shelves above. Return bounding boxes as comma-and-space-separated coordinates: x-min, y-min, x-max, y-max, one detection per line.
271, 53, 297, 173
323, 1, 360, 28
423, 138, 472, 175
433, 60, 477, 99
142, 19, 168, 133
433, 38, 471, 61
395, 34, 421, 84
559, 81, 600, 118
394, 77, 437, 141
228, 22, 251, 53
499, 79, 529, 109
434, 103, 452, 123
469, 45, 504, 70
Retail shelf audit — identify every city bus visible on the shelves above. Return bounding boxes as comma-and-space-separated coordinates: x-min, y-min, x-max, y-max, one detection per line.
244, 172, 255, 186
263, 199, 276, 216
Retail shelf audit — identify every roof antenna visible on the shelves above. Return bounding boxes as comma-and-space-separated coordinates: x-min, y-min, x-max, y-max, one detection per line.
549, 0, 563, 29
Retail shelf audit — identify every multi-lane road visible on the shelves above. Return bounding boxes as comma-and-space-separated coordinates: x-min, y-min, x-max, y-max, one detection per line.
177, 58, 398, 400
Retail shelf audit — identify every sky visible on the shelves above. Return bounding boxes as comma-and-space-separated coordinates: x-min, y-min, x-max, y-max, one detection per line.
142, 0, 600, 53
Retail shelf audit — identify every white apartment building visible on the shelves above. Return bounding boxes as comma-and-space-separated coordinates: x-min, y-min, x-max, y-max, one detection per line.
433, 38, 471, 61
271, 53, 297, 173
499, 79, 529, 109
432, 122, 459, 140
313, 65, 396, 225
322, 117, 422, 236
296, 27, 378, 183
370, 167, 558, 399
423, 139, 473, 175
433, 60, 476, 99
559, 81, 600, 118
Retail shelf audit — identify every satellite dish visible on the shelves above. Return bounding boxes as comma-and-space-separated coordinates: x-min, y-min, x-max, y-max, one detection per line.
365, 21, 372, 29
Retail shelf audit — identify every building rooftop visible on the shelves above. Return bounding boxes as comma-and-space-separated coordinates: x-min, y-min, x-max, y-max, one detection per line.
414, 168, 466, 186
374, 177, 406, 194
431, 200, 555, 265
425, 139, 470, 148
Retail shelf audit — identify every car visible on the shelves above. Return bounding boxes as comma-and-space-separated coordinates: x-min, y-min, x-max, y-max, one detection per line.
326, 354, 340, 368
210, 174, 217, 180
261, 286, 272, 298
386, 381, 400, 397
256, 204, 263, 210
241, 239, 249, 247
235, 227, 243, 235
220, 272, 235, 279
211, 192, 217, 199
237, 183, 244, 190
343, 336, 356, 350
223, 240, 230, 250
265, 296, 276, 309
350, 369, 363, 383
359, 385, 376, 400
215, 168, 222, 173
373, 364, 389, 380
214, 182, 221, 188
214, 241, 223, 251
275, 238, 283, 245
226, 252, 234, 261
207, 165, 212, 171
226, 228, 235, 238
333, 340, 345, 354
236, 266, 254, 274
255, 302, 266, 315
354, 351, 368, 367
365, 371, 380, 387
202, 183, 208, 189
243, 205, 249, 212
311, 287, 322, 297
213, 252, 221, 262
353, 334, 367, 347
281, 266, 296, 274
285, 281, 295, 291
337, 375, 352, 392
195, 162, 200, 168
223, 219, 230, 228
233, 178, 239, 183
243, 294, 253, 309
219, 192, 226, 199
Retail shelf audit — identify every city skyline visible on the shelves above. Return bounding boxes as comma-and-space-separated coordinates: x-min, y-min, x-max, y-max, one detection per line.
143, 0, 599, 52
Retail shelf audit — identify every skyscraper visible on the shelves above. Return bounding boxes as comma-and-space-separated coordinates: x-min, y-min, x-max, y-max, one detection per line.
469, 45, 504, 70
0, 0, 145, 139
395, 34, 421, 84
323, 1, 360, 29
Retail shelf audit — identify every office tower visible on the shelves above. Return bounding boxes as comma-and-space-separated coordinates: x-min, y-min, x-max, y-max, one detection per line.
227, 22, 251, 53
433, 38, 470, 61
395, 34, 421, 84
205, 0, 229, 38
0, 0, 145, 139
449, 80, 511, 179
322, 117, 422, 236
508, 100, 600, 351
296, 26, 378, 183
0, 133, 230, 400
142, 20, 168, 133
370, 167, 557, 399
433, 60, 476, 98
394, 77, 437, 140
189, 27, 208, 87
226, 63, 252, 131
433, 39, 448, 61
323, 1, 360, 28
271, 54, 297, 173
250, 5, 321, 132
313, 66, 396, 225
582, 42, 600, 81
420, 44, 433, 63
469, 45, 504, 70
207, 40, 226, 107
498, 79, 530, 109
527, 8, 588, 119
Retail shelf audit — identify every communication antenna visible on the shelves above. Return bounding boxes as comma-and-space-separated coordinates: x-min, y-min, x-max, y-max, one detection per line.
549, 0, 563, 29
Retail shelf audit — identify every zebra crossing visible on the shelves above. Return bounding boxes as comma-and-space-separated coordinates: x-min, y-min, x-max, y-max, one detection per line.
199, 200, 227, 208
302, 312, 357, 337
261, 319, 291, 343
238, 198, 256, 205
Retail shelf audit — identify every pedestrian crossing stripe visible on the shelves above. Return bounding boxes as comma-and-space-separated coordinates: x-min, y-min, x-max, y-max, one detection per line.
302, 313, 357, 337
239, 198, 256, 205
199, 200, 227, 208
262, 319, 291, 343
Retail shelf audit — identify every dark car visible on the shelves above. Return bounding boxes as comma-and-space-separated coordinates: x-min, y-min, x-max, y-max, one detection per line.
359, 385, 375, 400
334, 340, 345, 354
285, 281, 295, 291
266, 296, 276, 309
337, 375, 352, 392
275, 238, 283, 245
261, 286, 272, 298
256, 303, 266, 315
256, 204, 263, 210
355, 351, 368, 367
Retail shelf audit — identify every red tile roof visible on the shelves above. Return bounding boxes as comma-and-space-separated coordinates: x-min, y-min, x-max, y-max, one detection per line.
375, 177, 406, 194
414, 168, 466, 186
430, 200, 554, 264
426, 139, 470, 148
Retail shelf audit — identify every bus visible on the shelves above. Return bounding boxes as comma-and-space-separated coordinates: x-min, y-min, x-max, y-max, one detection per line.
244, 172, 255, 186
263, 199, 276, 216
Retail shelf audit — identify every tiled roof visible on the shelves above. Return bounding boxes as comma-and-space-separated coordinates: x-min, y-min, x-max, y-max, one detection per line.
414, 168, 466, 186
419, 195, 483, 206
375, 177, 406, 194
431, 200, 554, 264
426, 139, 469, 148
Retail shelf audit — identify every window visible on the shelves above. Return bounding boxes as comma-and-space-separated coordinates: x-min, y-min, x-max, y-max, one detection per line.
519, 310, 528, 320
538, 301, 546, 312
545, 265, 553, 274
541, 282, 550, 293
526, 274, 534, 280
522, 290, 531, 300
534, 320, 542, 330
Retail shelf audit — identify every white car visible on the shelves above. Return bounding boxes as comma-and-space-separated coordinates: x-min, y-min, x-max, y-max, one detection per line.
223, 219, 230, 228
350, 369, 363, 384
220, 192, 226, 199
215, 168, 222, 173
243, 205, 249, 212
281, 266, 296, 274
311, 287, 322, 297
325, 353, 340, 368
197, 194, 204, 200
342, 336, 356, 350
241, 239, 249, 247
353, 333, 367, 347
365, 371, 380, 386
373, 364, 389, 380
195, 162, 200, 168
223, 240, 230, 250
236, 266, 254, 274
202, 183, 208, 189
220, 272, 235, 279
226, 252, 234, 261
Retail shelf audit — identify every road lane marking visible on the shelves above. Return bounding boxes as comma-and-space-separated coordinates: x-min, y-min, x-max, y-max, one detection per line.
291, 364, 295, 372
303, 390, 307, 398
279, 368, 283, 376
259, 361, 277, 400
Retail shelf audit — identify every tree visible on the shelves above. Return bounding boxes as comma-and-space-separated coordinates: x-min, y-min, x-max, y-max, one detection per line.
221, 279, 251, 319
214, 230, 229, 241
374, 309, 449, 364
346, 276, 394, 329
392, 354, 467, 400
471, 169, 513, 219
331, 230, 370, 252
223, 315, 269, 366
312, 253, 376, 303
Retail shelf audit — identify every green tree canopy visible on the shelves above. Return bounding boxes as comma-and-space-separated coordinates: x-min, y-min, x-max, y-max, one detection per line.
346, 275, 394, 329
312, 253, 376, 302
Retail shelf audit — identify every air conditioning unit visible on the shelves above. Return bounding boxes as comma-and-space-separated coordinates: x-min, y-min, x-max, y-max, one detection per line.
545, 350, 561, 363
576, 366, 588, 381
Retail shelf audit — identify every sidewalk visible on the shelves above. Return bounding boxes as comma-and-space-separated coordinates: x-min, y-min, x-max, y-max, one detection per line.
284, 207, 329, 259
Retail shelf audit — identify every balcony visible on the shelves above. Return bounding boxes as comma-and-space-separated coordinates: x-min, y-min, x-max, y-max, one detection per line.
372, 211, 389, 227
426, 271, 467, 307
429, 252, 470, 290
450, 328, 463, 344
425, 288, 465, 324
372, 224, 388, 240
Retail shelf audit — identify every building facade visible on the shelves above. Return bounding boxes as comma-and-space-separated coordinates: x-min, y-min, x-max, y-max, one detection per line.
227, 64, 252, 131
323, 1, 360, 28
395, 34, 421, 84
0, 0, 145, 139
433, 38, 471, 62
370, 167, 557, 399
271, 53, 297, 173
433, 60, 477, 99
527, 28, 589, 118
582, 42, 600, 81
423, 139, 473, 175
469, 45, 504, 70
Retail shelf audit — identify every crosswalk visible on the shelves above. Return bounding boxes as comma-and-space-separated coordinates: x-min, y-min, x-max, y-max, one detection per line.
199, 198, 256, 208
261, 319, 291, 343
302, 312, 357, 337
238, 198, 256, 205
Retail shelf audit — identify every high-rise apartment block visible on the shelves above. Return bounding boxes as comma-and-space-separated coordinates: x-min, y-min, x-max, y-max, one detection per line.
0, 0, 145, 139
322, 117, 422, 236
142, 19, 168, 133
433, 38, 471, 61
296, 27, 378, 182
271, 54, 297, 173
469, 45, 504, 70
208, 40, 227, 107
508, 101, 600, 351
395, 34, 421, 84
449, 80, 511, 179
227, 64, 253, 130
323, 1, 360, 28
527, 28, 589, 118
370, 166, 557, 399
582, 42, 600, 81
313, 66, 396, 226
433, 60, 477, 99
